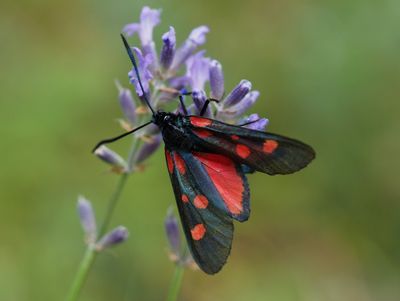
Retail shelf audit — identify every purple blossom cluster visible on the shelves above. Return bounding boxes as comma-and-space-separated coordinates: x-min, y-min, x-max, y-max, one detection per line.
95, 6, 269, 173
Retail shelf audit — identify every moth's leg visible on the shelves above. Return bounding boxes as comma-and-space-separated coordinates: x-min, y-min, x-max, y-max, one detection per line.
199, 98, 219, 116
178, 94, 189, 116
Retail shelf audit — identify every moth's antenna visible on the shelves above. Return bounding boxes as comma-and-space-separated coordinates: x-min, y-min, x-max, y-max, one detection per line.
92, 120, 153, 153
120, 34, 155, 116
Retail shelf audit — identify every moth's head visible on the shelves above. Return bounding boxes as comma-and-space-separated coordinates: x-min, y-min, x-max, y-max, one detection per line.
153, 110, 176, 128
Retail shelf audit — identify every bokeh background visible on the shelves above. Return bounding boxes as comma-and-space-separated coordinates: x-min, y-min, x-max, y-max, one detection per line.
1, 0, 400, 300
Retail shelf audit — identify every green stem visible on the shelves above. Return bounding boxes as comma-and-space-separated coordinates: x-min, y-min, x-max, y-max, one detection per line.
65, 246, 97, 301
65, 173, 129, 301
166, 265, 185, 301
99, 173, 129, 236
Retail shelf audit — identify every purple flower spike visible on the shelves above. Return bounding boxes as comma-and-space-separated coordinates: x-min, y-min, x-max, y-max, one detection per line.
122, 7, 161, 46
77, 196, 97, 244
192, 90, 211, 117
128, 47, 153, 97
241, 113, 269, 131
209, 60, 224, 100
136, 133, 162, 163
221, 90, 259, 118
94, 145, 127, 170
96, 226, 129, 251
186, 51, 210, 92
223, 80, 252, 107
160, 26, 176, 70
171, 25, 210, 71
165, 208, 181, 257
117, 83, 136, 125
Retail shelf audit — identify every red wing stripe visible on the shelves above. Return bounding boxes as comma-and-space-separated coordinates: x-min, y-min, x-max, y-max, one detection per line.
193, 152, 244, 215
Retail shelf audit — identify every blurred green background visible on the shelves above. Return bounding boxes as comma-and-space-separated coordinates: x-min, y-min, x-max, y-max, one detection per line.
1, 0, 400, 300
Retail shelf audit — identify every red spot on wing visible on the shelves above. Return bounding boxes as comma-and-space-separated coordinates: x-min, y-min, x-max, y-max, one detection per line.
181, 194, 189, 203
191, 224, 206, 240
166, 150, 173, 173
193, 152, 244, 215
193, 129, 213, 138
174, 153, 186, 174
231, 135, 239, 140
190, 116, 212, 127
236, 144, 251, 159
263, 140, 278, 154
194, 195, 209, 209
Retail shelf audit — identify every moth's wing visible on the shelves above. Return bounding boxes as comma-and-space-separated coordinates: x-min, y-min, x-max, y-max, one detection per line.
165, 148, 249, 273
187, 116, 316, 175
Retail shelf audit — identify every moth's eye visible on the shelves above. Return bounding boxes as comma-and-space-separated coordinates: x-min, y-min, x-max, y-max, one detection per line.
164, 116, 170, 122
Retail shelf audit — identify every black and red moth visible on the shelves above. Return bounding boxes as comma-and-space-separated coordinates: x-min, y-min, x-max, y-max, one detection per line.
94, 35, 316, 274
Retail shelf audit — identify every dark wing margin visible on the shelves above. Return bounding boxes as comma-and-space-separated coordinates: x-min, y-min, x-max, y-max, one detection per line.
165, 148, 235, 274
187, 116, 316, 175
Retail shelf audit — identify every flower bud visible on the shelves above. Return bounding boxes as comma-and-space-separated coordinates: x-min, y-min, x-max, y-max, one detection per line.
209, 60, 224, 100
160, 26, 176, 70
117, 83, 136, 125
223, 80, 252, 107
77, 196, 97, 244
136, 134, 162, 163
165, 208, 181, 258
96, 226, 129, 251
241, 113, 269, 131
94, 145, 127, 171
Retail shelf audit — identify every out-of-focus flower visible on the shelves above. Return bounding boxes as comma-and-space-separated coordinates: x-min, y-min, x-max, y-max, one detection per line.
165, 208, 181, 259
77, 196, 97, 244
164, 208, 198, 269
123, 7, 161, 46
96, 226, 129, 251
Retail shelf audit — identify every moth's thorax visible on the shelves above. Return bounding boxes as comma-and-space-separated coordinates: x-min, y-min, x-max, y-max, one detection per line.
153, 111, 194, 150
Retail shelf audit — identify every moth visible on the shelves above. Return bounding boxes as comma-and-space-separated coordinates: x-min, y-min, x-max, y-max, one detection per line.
93, 35, 316, 274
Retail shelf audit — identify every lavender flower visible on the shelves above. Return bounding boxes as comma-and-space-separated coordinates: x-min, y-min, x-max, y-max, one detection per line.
94, 145, 127, 172
209, 59, 224, 100
223, 79, 252, 107
123, 6, 161, 62
165, 208, 181, 259
117, 82, 136, 125
164, 209, 197, 269
219, 91, 260, 119
96, 226, 129, 251
76, 197, 129, 250
128, 47, 153, 97
241, 113, 269, 131
192, 90, 211, 117
96, 6, 270, 173
170, 26, 209, 71
77, 196, 97, 244
160, 26, 176, 70
136, 134, 162, 163
186, 51, 210, 92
